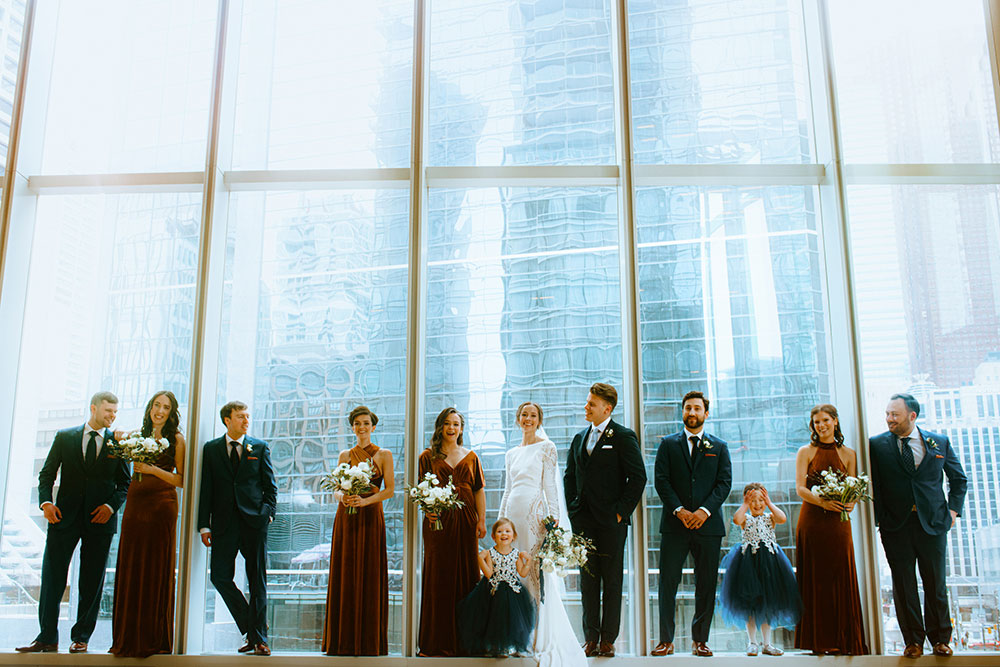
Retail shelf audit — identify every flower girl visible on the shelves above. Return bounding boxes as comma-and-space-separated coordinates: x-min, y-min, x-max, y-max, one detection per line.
719, 483, 801, 656
457, 518, 536, 657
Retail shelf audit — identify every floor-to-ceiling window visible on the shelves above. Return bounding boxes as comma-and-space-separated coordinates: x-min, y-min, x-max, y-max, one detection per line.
0, 0, 998, 657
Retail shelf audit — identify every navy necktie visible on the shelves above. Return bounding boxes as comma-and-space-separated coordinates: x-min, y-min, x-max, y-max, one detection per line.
689, 435, 699, 458
899, 436, 915, 471
86, 431, 97, 466
230, 443, 240, 473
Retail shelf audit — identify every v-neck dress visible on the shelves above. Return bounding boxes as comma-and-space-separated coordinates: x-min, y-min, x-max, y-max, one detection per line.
417, 448, 485, 656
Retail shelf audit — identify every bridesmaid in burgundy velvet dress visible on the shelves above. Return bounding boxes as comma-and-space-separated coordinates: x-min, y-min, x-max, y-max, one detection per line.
794, 404, 869, 655
417, 407, 487, 657
322, 406, 394, 656
110, 391, 185, 658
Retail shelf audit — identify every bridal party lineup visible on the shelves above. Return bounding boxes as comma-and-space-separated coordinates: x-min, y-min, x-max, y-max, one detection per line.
14, 383, 965, 662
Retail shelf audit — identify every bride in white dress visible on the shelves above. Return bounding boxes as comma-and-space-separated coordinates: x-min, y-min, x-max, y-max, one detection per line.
498, 402, 587, 667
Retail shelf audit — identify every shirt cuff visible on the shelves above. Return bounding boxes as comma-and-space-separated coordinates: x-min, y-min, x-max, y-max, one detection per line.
40, 501, 53, 510
699, 506, 711, 517
102, 504, 113, 513
199, 527, 210, 534
673, 506, 684, 515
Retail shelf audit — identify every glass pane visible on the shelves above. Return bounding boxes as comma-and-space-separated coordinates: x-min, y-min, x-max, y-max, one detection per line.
422, 186, 629, 650
428, 0, 616, 166
848, 185, 1000, 653
830, 1, 1000, 163
637, 185, 831, 651
0, 192, 200, 647
231, 0, 413, 170
0, 0, 24, 183
628, 0, 814, 164
37, 0, 216, 174
205, 189, 409, 654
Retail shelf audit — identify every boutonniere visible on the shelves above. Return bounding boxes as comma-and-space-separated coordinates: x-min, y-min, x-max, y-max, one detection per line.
245, 442, 254, 454
926, 438, 939, 451
701, 440, 714, 450
606, 428, 615, 439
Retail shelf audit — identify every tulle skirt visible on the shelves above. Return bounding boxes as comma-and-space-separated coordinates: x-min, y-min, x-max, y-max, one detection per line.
457, 578, 536, 656
719, 543, 801, 628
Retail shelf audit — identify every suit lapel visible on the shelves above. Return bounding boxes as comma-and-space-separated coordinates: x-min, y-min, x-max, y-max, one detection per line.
72, 425, 87, 469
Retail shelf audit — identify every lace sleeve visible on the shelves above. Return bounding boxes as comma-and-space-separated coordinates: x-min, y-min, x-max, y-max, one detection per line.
498, 449, 513, 519
541, 440, 562, 521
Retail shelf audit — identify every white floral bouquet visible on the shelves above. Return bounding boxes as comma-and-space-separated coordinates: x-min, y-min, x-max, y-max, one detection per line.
110, 430, 169, 481
407, 472, 464, 530
537, 515, 594, 576
321, 461, 373, 514
811, 467, 872, 522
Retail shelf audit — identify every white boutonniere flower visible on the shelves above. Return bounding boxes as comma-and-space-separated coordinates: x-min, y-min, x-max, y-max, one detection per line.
606, 428, 615, 438
702, 440, 713, 450
246, 442, 254, 454
926, 438, 938, 451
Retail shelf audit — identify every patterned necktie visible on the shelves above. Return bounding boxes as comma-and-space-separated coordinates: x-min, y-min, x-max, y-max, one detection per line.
86, 431, 97, 466
230, 443, 240, 473
899, 436, 915, 472
689, 435, 699, 458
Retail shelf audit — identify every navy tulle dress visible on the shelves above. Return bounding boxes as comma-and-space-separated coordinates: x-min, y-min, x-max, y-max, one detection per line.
719, 512, 802, 628
457, 547, 536, 656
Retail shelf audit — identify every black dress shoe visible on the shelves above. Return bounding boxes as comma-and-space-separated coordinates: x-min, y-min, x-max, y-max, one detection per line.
15, 641, 57, 653
69, 641, 88, 654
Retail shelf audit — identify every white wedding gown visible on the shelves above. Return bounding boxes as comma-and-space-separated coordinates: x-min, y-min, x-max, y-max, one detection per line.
499, 439, 587, 667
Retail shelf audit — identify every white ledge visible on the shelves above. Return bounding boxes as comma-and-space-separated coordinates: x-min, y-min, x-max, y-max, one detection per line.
26, 172, 205, 194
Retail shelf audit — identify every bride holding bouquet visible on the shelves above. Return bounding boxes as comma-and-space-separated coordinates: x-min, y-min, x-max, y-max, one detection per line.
498, 401, 587, 666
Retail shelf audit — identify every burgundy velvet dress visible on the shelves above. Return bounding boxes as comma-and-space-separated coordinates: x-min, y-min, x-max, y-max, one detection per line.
795, 442, 870, 655
110, 445, 178, 657
417, 448, 484, 656
322, 443, 389, 656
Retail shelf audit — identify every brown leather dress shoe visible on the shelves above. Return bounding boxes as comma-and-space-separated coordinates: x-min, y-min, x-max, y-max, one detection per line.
933, 643, 953, 657
903, 643, 923, 658
692, 641, 713, 657
69, 641, 88, 653
598, 641, 615, 657
238, 642, 254, 654
15, 640, 57, 653
651, 641, 674, 656
582, 641, 600, 657
254, 643, 271, 656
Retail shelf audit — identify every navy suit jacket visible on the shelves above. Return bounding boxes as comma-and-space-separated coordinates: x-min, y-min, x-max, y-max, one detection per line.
38, 425, 131, 535
654, 431, 732, 537
198, 435, 277, 535
564, 419, 646, 527
869, 427, 967, 535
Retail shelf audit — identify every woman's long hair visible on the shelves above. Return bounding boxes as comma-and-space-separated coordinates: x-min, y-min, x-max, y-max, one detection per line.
809, 403, 844, 447
430, 407, 464, 460
142, 390, 181, 446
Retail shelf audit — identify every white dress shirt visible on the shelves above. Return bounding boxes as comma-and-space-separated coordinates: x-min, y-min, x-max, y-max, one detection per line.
674, 429, 712, 518
586, 416, 613, 454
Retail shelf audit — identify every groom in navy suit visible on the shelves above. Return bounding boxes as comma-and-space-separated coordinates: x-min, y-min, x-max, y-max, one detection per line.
16, 391, 130, 654
652, 390, 732, 658
564, 382, 647, 658
870, 393, 966, 659
198, 401, 277, 656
